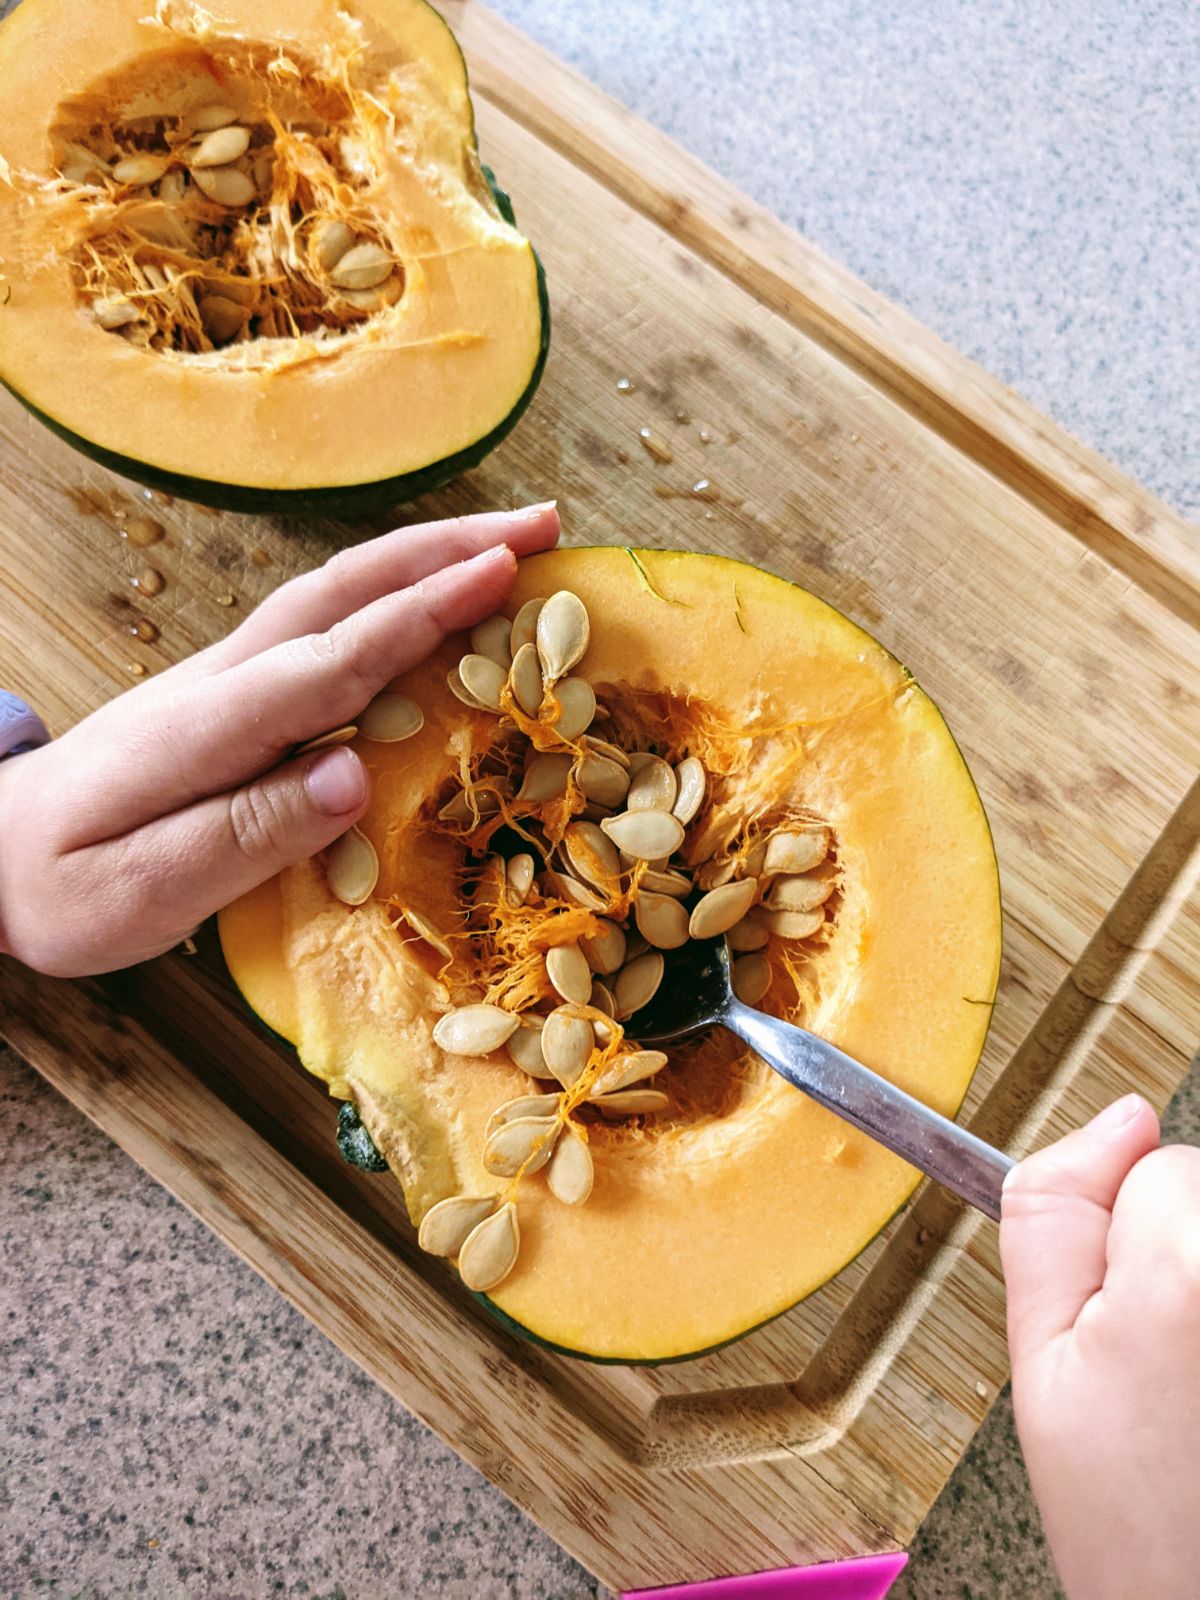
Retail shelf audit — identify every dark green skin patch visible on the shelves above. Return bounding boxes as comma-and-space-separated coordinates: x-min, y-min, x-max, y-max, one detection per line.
336, 1101, 389, 1172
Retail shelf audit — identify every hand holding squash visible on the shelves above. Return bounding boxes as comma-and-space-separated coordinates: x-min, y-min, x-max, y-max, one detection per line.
1001, 1096, 1200, 1600
0, 504, 559, 976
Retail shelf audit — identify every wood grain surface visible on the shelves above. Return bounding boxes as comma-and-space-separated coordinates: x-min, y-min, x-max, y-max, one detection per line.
1, 2, 1198, 1589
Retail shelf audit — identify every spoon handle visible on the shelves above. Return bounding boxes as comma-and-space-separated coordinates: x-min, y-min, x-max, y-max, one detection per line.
726, 1000, 1013, 1221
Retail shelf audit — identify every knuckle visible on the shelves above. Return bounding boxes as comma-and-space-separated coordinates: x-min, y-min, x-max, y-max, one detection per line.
327, 613, 391, 698
228, 782, 292, 866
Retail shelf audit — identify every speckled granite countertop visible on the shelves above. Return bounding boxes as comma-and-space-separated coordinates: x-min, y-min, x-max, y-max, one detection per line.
2, 1, 1197, 1595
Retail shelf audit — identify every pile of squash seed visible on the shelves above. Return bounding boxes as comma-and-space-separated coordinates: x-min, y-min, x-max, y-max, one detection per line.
323, 591, 836, 1293
57, 101, 401, 353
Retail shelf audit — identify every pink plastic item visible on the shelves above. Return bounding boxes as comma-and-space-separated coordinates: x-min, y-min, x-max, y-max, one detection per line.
621, 1552, 907, 1600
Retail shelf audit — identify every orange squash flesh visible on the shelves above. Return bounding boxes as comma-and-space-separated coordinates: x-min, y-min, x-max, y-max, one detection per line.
220, 548, 1001, 1361
0, 0, 545, 504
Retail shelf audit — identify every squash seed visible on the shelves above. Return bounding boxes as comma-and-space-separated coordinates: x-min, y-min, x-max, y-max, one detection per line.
432, 1003, 519, 1055
541, 1006, 594, 1085
635, 892, 690, 950
547, 1130, 593, 1205
614, 950, 665, 1016
509, 641, 545, 716
509, 596, 546, 655
457, 1202, 519, 1291
486, 1092, 562, 1139
689, 877, 758, 939
470, 614, 513, 670
516, 751, 573, 805
358, 692, 423, 743
765, 907, 826, 940
591, 1089, 670, 1118
313, 218, 356, 272
593, 1050, 668, 1095
295, 723, 358, 755
626, 752, 657, 775
743, 839, 768, 878
191, 165, 256, 206
627, 756, 677, 813
601, 810, 685, 860
458, 653, 507, 711
695, 855, 738, 890
327, 825, 378, 905
446, 665, 490, 711
191, 124, 251, 167
418, 1195, 498, 1257
582, 735, 631, 770
764, 828, 830, 876
552, 871, 608, 912
481, 1133, 540, 1198
640, 866, 692, 898
112, 152, 171, 186
192, 103, 238, 131
564, 821, 621, 890
508, 1017, 555, 1078
732, 953, 771, 1006
672, 756, 707, 825
93, 296, 140, 330
550, 676, 596, 741
726, 909, 769, 952
546, 943, 592, 1005
580, 917, 626, 975
589, 979, 616, 1017
506, 853, 535, 906
576, 752, 630, 808
536, 590, 590, 684
592, 1015, 616, 1045
330, 242, 394, 289
438, 787, 500, 824
401, 907, 453, 959
767, 872, 835, 914
199, 294, 246, 343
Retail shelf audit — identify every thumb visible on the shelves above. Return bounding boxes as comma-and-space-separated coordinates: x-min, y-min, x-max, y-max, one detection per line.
1001, 1095, 1160, 1361
132, 745, 371, 947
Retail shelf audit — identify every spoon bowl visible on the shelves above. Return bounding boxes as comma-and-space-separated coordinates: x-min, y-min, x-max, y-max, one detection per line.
630, 936, 1013, 1221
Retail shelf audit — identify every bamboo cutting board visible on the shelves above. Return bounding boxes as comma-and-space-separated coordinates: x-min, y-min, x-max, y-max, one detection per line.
2, 3, 1199, 1590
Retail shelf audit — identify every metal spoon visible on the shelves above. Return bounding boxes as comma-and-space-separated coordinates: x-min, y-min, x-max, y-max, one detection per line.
632, 937, 1013, 1221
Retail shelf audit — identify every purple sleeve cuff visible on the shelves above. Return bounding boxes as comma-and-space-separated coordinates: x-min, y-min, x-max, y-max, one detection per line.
0, 691, 51, 759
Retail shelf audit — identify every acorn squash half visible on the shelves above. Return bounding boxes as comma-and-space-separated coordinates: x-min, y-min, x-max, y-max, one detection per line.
0, 0, 547, 513
219, 548, 1001, 1363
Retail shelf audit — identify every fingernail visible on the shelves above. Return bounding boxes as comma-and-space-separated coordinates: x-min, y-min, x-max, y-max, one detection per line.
509, 500, 557, 518
304, 747, 367, 816
1091, 1094, 1144, 1135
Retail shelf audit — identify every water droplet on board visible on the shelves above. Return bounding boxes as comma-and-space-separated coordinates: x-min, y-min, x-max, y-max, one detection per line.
673, 409, 691, 425
125, 661, 147, 677
652, 478, 722, 503
215, 591, 237, 607
615, 448, 630, 465
698, 427, 713, 445
131, 566, 165, 596
615, 376, 635, 394
250, 547, 272, 569
637, 427, 673, 464
121, 515, 165, 548
128, 618, 160, 642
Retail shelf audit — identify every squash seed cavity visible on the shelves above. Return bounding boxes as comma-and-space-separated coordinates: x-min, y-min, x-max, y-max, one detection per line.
319, 587, 838, 1293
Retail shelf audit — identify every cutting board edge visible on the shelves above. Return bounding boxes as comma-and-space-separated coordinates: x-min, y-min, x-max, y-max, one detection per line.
451, 1, 1200, 625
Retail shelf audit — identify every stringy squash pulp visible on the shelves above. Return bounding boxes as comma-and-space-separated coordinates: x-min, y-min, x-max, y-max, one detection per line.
0, 0, 546, 509
220, 549, 1001, 1362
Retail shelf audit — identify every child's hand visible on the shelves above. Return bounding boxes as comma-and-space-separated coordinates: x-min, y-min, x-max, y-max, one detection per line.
0, 503, 559, 977
1002, 1095, 1200, 1600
